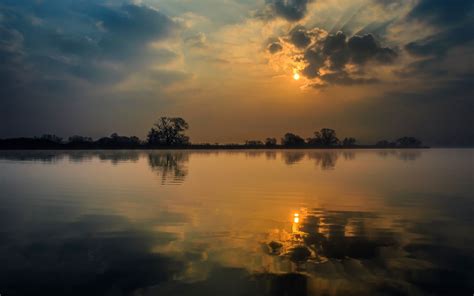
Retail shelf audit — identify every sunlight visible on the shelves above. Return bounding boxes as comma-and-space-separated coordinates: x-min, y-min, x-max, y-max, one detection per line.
293, 72, 300, 81
293, 213, 300, 223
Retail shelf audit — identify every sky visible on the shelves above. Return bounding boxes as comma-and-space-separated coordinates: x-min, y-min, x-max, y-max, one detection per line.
0, 0, 473, 146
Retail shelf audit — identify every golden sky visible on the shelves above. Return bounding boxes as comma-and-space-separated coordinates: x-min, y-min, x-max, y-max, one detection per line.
0, 0, 473, 145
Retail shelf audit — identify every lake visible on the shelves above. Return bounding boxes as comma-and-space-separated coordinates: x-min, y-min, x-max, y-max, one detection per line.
0, 149, 472, 295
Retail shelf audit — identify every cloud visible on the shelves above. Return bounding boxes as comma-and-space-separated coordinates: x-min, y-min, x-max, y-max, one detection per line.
268, 25, 398, 87
263, 0, 312, 22
347, 34, 397, 64
0, 0, 184, 137
268, 42, 283, 54
405, 22, 474, 58
407, 0, 474, 26
149, 69, 193, 86
92, 3, 178, 59
0, 1, 180, 85
184, 32, 208, 49
401, 8, 474, 80
289, 25, 311, 48
317, 72, 379, 88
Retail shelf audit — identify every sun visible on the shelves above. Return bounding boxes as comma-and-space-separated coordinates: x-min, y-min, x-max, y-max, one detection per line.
293, 72, 300, 80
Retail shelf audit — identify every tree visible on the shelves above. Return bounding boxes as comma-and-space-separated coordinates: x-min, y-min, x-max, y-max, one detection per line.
95, 133, 141, 147
307, 128, 340, 146
68, 135, 93, 144
396, 137, 422, 147
245, 140, 264, 146
375, 140, 394, 147
342, 137, 356, 147
147, 117, 190, 146
281, 133, 305, 146
265, 137, 277, 146
40, 134, 63, 143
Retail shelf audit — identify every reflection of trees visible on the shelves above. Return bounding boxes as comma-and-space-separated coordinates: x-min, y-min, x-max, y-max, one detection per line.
68, 152, 95, 163
265, 151, 277, 160
67, 151, 140, 164
342, 151, 355, 160
97, 151, 140, 164
0, 151, 64, 162
147, 152, 189, 184
397, 150, 421, 161
0, 151, 141, 164
376, 149, 398, 158
281, 151, 353, 169
244, 151, 264, 158
307, 151, 339, 170
282, 152, 305, 165
377, 149, 422, 161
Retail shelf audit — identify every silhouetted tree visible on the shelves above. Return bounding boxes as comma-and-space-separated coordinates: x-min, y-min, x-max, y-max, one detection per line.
375, 140, 394, 147
95, 133, 141, 147
307, 128, 339, 146
68, 135, 93, 144
147, 117, 190, 146
281, 133, 305, 146
40, 134, 63, 143
396, 137, 422, 147
342, 137, 356, 147
265, 137, 277, 146
245, 140, 264, 146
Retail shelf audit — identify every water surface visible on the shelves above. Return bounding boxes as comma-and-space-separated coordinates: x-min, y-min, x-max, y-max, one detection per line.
0, 149, 472, 295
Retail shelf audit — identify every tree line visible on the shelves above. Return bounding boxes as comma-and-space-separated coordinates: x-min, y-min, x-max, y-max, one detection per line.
0, 117, 425, 149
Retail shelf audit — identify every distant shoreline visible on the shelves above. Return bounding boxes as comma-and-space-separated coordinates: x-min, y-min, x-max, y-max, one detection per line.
1, 120, 431, 150
0, 145, 431, 150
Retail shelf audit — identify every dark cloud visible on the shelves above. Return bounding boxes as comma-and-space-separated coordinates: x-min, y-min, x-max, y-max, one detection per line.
405, 22, 474, 58
302, 46, 326, 78
407, 0, 474, 26
267, 42, 283, 54
0, 1, 179, 84
347, 34, 380, 63
282, 27, 398, 86
319, 72, 379, 86
372, 0, 405, 11
265, 0, 312, 21
322, 31, 349, 70
396, 0, 474, 85
93, 3, 177, 59
401, 15, 473, 80
289, 25, 311, 48
323, 31, 346, 55
0, 1, 183, 137
347, 34, 397, 64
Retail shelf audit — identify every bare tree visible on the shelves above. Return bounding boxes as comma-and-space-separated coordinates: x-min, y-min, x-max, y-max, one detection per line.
147, 117, 190, 146
307, 128, 340, 146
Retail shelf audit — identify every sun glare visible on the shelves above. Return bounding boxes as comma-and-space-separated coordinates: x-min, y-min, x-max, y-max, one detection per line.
293, 73, 300, 80
293, 213, 300, 223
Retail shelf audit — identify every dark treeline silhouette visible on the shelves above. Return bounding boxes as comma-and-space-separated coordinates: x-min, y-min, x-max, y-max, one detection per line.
0, 117, 427, 149
245, 128, 425, 148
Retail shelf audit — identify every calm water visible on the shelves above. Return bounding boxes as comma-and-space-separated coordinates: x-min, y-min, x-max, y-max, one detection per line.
0, 149, 472, 296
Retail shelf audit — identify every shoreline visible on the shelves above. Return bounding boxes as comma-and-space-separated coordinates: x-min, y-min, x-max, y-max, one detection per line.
0, 146, 432, 150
